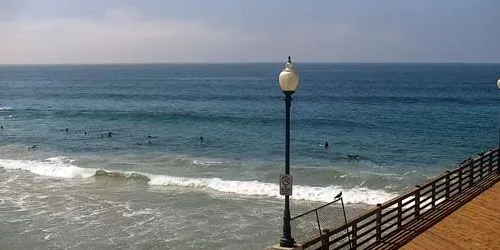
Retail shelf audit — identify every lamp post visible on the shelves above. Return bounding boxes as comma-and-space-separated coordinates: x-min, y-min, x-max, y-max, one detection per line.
497, 79, 500, 149
279, 56, 299, 248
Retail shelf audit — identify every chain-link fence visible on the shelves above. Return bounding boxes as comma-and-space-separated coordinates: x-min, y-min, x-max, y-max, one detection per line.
290, 193, 349, 246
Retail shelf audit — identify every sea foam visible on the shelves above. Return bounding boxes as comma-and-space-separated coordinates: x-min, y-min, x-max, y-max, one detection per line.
0, 106, 13, 111
0, 158, 396, 205
0, 158, 95, 178
149, 176, 395, 204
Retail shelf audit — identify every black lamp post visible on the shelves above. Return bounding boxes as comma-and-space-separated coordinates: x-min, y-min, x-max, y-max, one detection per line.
279, 56, 299, 248
497, 79, 500, 149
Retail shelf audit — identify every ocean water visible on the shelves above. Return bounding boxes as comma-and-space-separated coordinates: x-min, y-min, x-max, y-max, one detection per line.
0, 63, 498, 249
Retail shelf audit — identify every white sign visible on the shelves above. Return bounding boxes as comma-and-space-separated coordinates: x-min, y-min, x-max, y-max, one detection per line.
280, 174, 293, 196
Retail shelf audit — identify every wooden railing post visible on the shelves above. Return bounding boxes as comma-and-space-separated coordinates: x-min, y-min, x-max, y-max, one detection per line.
458, 168, 463, 192
488, 152, 493, 174
414, 185, 421, 218
321, 229, 329, 250
431, 182, 436, 208
352, 223, 357, 249
479, 157, 484, 180
397, 200, 402, 228
497, 149, 500, 174
469, 161, 474, 187
376, 204, 382, 242
445, 171, 451, 199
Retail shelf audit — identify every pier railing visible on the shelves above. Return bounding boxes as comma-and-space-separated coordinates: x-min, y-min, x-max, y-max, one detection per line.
298, 148, 499, 250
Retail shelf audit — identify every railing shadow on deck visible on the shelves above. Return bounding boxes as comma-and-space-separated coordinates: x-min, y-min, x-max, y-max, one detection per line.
297, 148, 499, 250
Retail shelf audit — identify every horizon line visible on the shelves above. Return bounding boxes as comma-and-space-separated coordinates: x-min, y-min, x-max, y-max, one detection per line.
1, 61, 500, 66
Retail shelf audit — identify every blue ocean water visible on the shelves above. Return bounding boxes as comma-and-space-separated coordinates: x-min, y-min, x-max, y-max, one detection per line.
0, 63, 499, 248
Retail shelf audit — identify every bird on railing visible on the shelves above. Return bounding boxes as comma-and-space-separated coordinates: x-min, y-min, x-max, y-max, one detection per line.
335, 191, 342, 199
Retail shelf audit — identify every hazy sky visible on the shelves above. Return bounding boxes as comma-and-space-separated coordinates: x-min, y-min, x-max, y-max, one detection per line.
1, 0, 499, 64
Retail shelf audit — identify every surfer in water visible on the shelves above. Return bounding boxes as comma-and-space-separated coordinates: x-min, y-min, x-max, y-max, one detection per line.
324, 141, 329, 149
200, 136, 204, 142
346, 154, 359, 160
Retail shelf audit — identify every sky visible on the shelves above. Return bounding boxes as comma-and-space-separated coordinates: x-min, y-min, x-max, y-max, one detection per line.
0, 0, 499, 64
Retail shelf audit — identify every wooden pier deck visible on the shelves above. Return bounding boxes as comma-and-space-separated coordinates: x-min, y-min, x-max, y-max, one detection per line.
402, 181, 500, 250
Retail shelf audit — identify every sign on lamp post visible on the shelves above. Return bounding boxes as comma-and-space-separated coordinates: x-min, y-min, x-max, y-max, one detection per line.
280, 174, 293, 196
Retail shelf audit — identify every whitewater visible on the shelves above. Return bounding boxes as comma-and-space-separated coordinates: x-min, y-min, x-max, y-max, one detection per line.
0, 157, 395, 205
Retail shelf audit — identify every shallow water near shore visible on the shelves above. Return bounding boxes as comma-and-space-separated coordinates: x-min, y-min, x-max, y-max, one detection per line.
0, 63, 498, 248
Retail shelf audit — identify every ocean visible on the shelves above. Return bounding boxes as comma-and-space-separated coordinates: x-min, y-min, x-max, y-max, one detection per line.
0, 63, 499, 249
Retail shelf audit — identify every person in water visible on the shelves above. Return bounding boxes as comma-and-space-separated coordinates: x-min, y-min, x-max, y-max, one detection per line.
107, 132, 112, 137
65, 128, 69, 132
200, 136, 204, 142
346, 154, 359, 160
1, 125, 3, 129
324, 141, 329, 149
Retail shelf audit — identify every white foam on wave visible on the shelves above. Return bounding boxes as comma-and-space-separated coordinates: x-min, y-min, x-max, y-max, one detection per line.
0, 157, 396, 205
0, 158, 95, 178
45, 156, 76, 164
149, 175, 396, 205
192, 159, 223, 166
0, 106, 13, 111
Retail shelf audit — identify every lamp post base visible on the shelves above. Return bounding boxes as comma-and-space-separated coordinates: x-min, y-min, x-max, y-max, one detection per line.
279, 236, 296, 248
270, 244, 302, 250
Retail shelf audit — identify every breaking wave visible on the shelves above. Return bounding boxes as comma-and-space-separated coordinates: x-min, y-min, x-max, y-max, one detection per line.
0, 157, 396, 205
0, 106, 13, 111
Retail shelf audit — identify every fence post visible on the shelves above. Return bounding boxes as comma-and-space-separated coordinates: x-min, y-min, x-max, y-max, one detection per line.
414, 185, 421, 218
469, 160, 474, 187
497, 149, 500, 174
315, 210, 322, 239
397, 200, 402, 228
480, 157, 484, 180
445, 171, 450, 199
321, 229, 329, 250
488, 152, 493, 174
458, 168, 463, 192
352, 223, 357, 249
431, 182, 436, 208
376, 204, 382, 242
